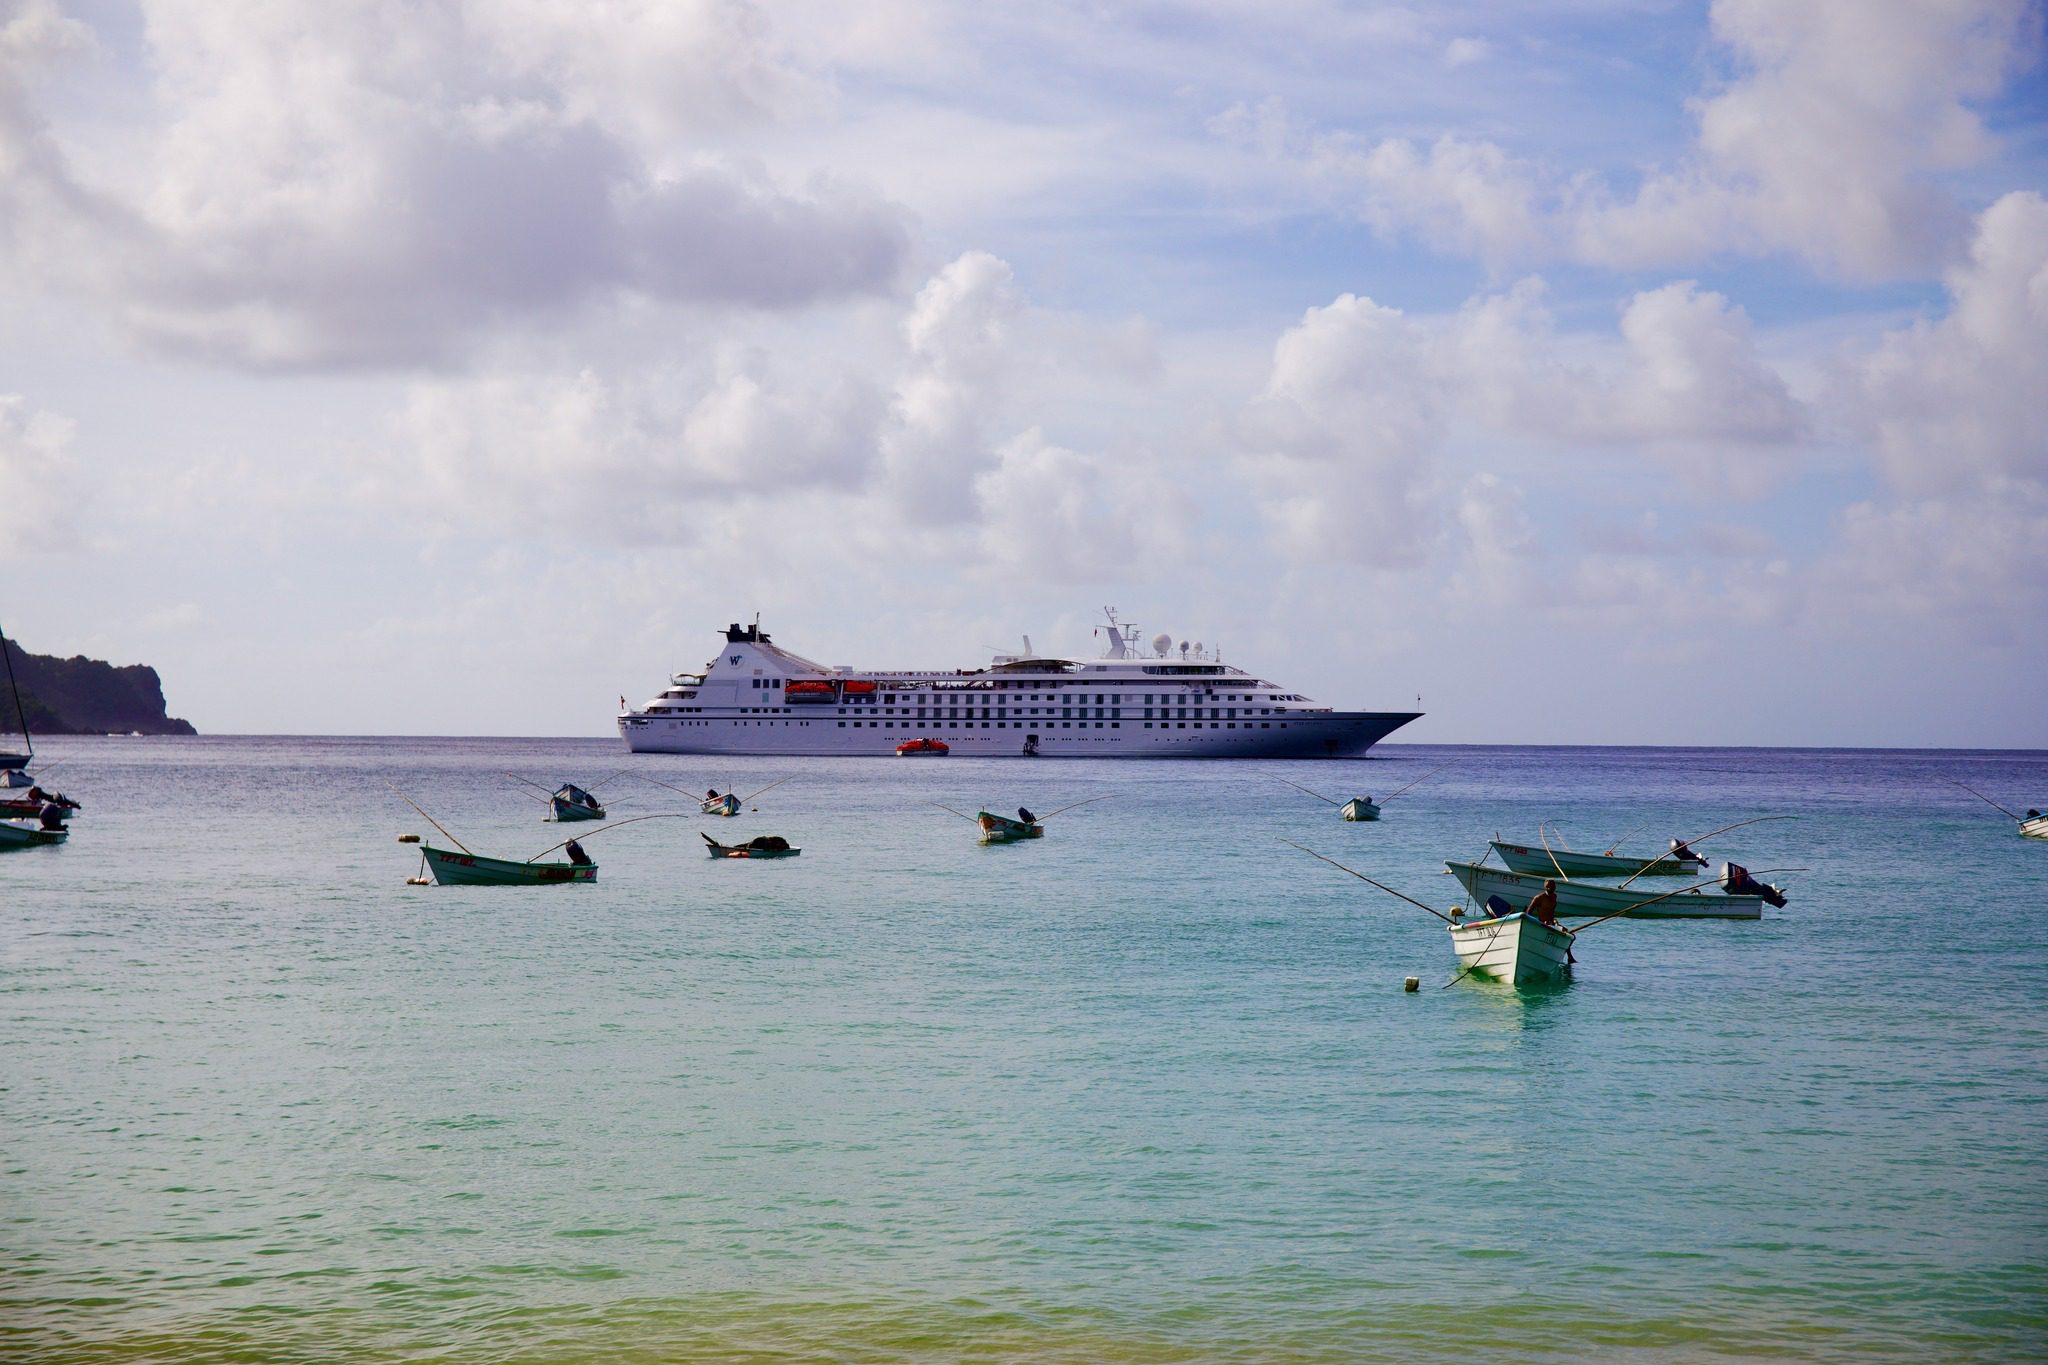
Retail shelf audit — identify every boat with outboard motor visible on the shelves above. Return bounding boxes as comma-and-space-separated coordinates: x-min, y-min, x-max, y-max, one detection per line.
1445, 860, 1768, 920
1491, 839, 1704, 879
619, 609, 1419, 758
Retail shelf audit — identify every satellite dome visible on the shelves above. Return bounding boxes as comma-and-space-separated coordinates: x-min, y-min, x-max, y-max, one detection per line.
1151, 632, 1172, 658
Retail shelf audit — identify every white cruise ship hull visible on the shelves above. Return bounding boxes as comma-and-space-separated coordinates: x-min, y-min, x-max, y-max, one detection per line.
620, 707, 1418, 759
617, 619, 1421, 760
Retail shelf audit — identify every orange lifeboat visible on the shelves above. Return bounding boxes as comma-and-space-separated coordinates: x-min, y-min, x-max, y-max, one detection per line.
896, 738, 950, 756
842, 679, 878, 695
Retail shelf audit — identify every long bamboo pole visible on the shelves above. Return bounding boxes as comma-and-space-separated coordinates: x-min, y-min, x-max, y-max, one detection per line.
1278, 777, 1339, 806
1950, 780, 2023, 822
1280, 840, 1453, 922
385, 782, 472, 855
528, 812, 694, 862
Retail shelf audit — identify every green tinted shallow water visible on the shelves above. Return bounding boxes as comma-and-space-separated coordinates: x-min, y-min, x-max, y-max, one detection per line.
4, 738, 2046, 1362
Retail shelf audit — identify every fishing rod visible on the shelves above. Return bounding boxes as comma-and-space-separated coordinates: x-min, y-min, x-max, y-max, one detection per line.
931, 802, 978, 822
386, 781, 472, 855
1950, 780, 2023, 822
582, 768, 635, 794
1601, 823, 1646, 856
1278, 777, 1339, 806
1038, 795, 1108, 820
737, 774, 795, 805
528, 812, 694, 862
1614, 814, 1796, 891
1378, 763, 1449, 804
1281, 840, 1453, 922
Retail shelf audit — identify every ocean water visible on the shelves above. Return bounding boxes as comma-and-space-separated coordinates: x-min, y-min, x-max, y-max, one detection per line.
3, 737, 2046, 1362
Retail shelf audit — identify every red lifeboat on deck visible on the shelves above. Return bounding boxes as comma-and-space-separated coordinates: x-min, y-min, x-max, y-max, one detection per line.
896, 738, 950, 757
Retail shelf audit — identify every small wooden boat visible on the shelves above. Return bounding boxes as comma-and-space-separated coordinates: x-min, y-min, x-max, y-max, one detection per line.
701, 792, 741, 816
1491, 840, 1702, 879
550, 783, 605, 822
1341, 797, 1379, 822
896, 738, 950, 757
2022, 811, 2048, 841
1447, 909, 1573, 984
416, 842, 596, 885
0, 819, 67, 848
0, 797, 70, 823
1445, 861, 1765, 919
977, 810, 1044, 843
703, 832, 800, 859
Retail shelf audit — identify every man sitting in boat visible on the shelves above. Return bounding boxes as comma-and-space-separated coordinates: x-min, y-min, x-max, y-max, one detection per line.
37, 802, 65, 831
26, 784, 78, 811
1017, 806, 1037, 825
1525, 879, 1561, 926
564, 839, 592, 866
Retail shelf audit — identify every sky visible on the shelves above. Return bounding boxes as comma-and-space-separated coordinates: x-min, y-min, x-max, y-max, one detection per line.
2, 0, 2045, 746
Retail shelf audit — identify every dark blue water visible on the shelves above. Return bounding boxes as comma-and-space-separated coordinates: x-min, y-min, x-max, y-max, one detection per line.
3, 738, 2045, 1361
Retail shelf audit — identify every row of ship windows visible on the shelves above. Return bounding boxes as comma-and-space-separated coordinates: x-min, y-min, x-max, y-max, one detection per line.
657, 719, 1292, 731
661, 706, 1285, 719
835, 721, 1289, 730
744, 679, 1288, 705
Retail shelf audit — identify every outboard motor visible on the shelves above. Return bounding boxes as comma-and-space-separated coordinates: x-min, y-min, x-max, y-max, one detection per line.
1720, 861, 1787, 908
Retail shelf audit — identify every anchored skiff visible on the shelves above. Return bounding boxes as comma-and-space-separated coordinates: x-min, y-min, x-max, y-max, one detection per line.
1448, 911, 1573, 984
418, 844, 596, 886
1446, 861, 1764, 920
1490, 841, 1703, 879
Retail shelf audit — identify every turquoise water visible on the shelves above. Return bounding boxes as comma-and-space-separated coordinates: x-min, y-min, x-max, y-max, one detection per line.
4, 738, 2046, 1361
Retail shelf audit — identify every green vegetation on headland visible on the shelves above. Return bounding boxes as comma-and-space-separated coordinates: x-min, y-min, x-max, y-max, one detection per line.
4, 637, 196, 736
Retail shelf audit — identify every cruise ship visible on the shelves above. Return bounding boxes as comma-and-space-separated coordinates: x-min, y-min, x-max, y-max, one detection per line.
617, 612, 1420, 759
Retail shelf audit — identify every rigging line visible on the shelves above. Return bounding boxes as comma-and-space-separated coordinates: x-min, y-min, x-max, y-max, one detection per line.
930, 803, 978, 823
0, 621, 29, 757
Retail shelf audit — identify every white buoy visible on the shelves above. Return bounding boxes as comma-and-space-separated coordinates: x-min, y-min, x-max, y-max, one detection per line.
1404, 976, 1420, 992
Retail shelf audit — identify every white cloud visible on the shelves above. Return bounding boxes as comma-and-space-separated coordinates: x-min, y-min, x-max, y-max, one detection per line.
1838, 190, 2048, 496
1239, 293, 1445, 566
876, 251, 1024, 514
0, 393, 84, 552
974, 428, 1191, 582
1282, 0, 2041, 279
0, 0, 907, 368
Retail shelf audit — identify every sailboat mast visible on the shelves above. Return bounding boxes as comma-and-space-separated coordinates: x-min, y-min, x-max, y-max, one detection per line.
0, 620, 31, 764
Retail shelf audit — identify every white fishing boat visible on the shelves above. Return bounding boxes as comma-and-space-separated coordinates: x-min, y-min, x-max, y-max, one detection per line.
2022, 811, 2047, 841
619, 610, 1420, 758
1491, 839, 1703, 878
1447, 910, 1573, 984
1445, 860, 1767, 920
1342, 798, 1379, 822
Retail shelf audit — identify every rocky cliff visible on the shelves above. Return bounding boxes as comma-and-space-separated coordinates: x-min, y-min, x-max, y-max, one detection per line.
4, 639, 197, 736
